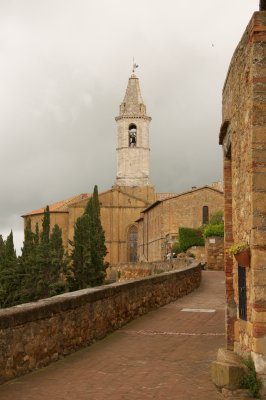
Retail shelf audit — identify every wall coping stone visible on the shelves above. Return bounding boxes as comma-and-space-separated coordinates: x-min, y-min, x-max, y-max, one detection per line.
0, 263, 200, 330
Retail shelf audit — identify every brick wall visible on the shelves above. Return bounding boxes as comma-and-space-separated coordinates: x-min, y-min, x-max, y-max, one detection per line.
0, 263, 201, 384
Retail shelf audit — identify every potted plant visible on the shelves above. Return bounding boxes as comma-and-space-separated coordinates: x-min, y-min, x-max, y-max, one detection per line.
227, 243, 250, 267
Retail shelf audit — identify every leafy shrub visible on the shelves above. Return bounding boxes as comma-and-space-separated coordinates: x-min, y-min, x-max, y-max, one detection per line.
227, 243, 249, 256
240, 357, 262, 398
209, 210, 224, 225
178, 227, 204, 252
204, 224, 224, 238
172, 242, 182, 254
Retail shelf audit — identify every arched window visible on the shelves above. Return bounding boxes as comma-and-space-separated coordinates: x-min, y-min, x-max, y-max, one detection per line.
128, 225, 138, 262
202, 206, 209, 225
129, 124, 137, 147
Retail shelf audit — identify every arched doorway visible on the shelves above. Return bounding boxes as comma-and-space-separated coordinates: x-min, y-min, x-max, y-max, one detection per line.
128, 225, 138, 262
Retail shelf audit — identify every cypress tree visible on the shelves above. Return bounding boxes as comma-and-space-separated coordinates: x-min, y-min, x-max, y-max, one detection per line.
0, 235, 5, 260
0, 231, 19, 308
87, 185, 107, 285
19, 219, 40, 302
49, 224, 66, 295
41, 205, 50, 243
69, 214, 93, 290
69, 185, 107, 290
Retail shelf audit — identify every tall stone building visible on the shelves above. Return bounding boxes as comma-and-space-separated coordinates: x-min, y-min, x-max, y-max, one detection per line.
23, 72, 223, 265
219, 9, 266, 384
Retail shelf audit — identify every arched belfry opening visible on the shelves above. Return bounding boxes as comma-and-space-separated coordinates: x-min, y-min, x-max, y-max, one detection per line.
128, 225, 138, 262
129, 124, 137, 147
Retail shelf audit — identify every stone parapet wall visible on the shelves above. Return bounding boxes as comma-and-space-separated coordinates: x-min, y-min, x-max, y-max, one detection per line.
0, 263, 201, 384
117, 257, 194, 282
205, 236, 224, 271
108, 257, 194, 281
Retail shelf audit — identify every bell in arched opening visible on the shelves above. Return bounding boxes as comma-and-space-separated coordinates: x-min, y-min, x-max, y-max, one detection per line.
129, 124, 137, 147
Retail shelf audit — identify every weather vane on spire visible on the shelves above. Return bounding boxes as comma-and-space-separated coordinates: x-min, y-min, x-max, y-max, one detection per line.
132, 57, 139, 73
260, 0, 266, 10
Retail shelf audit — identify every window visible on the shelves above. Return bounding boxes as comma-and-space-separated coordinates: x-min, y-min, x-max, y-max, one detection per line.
129, 124, 137, 147
238, 265, 247, 320
202, 206, 209, 224
128, 225, 138, 262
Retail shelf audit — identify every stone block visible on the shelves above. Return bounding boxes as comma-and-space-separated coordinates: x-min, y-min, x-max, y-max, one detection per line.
252, 337, 266, 354
251, 268, 266, 286
252, 351, 266, 374
217, 348, 243, 365
251, 249, 266, 270
212, 361, 247, 390
251, 286, 266, 305
253, 173, 266, 191
252, 309, 266, 323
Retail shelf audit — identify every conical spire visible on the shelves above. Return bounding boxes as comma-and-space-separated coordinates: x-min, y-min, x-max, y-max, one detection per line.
118, 74, 147, 117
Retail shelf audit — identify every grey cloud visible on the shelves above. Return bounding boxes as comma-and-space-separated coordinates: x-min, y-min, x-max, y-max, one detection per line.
0, 0, 258, 249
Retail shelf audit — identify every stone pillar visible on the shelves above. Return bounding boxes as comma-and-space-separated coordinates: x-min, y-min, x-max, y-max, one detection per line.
224, 157, 237, 350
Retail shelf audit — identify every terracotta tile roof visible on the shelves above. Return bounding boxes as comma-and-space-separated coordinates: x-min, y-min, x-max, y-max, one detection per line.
146, 186, 223, 213
156, 193, 181, 201
22, 193, 90, 217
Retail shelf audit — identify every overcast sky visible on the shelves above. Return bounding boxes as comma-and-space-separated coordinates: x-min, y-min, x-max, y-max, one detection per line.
0, 0, 259, 251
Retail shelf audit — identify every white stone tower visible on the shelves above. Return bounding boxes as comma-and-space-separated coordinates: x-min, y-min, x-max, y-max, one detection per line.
115, 73, 152, 187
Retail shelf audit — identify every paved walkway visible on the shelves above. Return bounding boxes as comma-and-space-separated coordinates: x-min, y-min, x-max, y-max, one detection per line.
0, 271, 225, 400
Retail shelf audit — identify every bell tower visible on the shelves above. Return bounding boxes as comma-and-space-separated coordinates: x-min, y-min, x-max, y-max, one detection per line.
115, 73, 152, 187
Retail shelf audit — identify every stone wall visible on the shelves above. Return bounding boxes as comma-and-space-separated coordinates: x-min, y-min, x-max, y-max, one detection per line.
205, 236, 224, 271
0, 263, 201, 384
107, 257, 195, 281
137, 187, 223, 262
220, 10, 266, 383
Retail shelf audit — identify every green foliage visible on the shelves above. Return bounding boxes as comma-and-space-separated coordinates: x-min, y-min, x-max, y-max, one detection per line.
209, 210, 223, 225
172, 241, 182, 254
178, 227, 204, 252
41, 206, 50, 243
203, 224, 224, 238
240, 357, 262, 398
69, 185, 107, 290
153, 268, 164, 274
0, 231, 21, 308
0, 209, 67, 308
227, 243, 249, 256
0, 186, 108, 308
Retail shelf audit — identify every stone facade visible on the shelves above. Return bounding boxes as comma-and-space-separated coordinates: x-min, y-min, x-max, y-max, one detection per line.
0, 264, 201, 383
137, 186, 223, 262
220, 11, 266, 384
22, 74, 223, 266
205, 236, 224, 271
115, 74, 152, 187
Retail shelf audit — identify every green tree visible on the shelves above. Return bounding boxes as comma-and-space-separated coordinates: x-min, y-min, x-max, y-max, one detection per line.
41, 205, 50, 243
69, 185, 107, 290
20, 208, 66, 302
0, 231, 20, 308
18, 219, 40, 303
35, 207, 65, 299
49, 224, 67, 295
68, 214, 93, 290
209, 210, 223, 225
85, 185, 107, 285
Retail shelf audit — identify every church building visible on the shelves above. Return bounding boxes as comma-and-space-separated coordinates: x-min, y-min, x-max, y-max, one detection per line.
23, 72, 223, 265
